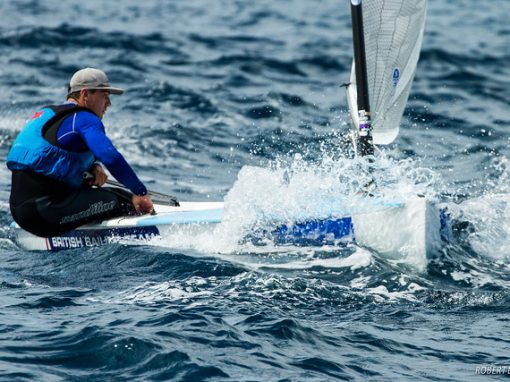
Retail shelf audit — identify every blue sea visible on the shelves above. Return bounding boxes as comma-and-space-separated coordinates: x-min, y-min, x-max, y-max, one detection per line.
0, 0, 509, 380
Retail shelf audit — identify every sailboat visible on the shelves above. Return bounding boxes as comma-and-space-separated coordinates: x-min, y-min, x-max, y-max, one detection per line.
11, 0, 450, 269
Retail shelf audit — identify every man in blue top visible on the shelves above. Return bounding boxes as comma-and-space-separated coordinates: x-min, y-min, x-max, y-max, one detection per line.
6, 67, 154, 237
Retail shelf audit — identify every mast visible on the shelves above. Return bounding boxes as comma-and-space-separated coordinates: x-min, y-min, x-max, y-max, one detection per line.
350, 0, 374, 156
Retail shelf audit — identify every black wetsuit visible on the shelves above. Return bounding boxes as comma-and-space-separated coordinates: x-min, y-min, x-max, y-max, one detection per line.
10, 170, 134, 237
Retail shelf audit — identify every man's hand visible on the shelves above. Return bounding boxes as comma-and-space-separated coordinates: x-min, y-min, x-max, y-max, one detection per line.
132, 195, 154, 214
89, 164, 108, 186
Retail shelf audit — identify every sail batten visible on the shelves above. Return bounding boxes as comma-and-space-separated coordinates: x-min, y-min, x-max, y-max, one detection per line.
349, 0, 428, 145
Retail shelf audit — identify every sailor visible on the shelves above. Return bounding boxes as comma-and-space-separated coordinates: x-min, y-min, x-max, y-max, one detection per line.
6, 67, 154, 237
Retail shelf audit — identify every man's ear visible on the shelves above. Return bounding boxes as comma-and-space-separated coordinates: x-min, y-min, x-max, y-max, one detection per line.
80, 89, 88, 101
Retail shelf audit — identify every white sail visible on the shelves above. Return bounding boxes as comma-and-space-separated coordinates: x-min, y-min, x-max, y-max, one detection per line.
347, 0, 428, 145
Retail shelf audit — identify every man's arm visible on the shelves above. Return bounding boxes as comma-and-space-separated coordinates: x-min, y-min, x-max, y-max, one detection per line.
74, 112, 147, 196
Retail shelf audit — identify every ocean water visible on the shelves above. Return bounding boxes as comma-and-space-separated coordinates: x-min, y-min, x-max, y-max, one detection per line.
0, 0, 509, 381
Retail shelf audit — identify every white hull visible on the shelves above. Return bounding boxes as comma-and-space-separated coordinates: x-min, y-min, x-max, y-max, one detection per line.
11, 197, 450, 270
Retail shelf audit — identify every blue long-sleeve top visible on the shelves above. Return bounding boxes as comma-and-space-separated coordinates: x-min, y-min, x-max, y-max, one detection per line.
56, 103, 147, 196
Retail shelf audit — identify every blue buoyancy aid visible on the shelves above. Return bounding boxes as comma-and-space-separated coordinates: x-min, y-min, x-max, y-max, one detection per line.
6, 105, 95, 188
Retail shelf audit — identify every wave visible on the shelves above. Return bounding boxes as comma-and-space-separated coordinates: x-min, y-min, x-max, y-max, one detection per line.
0, 24, 171, 54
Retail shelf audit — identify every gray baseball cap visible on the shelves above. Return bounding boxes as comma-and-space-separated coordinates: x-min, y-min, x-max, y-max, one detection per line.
68, 68, 124, 95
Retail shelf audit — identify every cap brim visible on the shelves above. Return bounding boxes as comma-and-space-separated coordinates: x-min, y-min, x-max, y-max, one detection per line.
67, 85, 125, 95
93, 86, 124, 95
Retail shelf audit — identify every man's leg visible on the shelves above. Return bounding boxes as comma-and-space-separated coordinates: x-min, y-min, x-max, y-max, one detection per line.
33, 187, 135, 236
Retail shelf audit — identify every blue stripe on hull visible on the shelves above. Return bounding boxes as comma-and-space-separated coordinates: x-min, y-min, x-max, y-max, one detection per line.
43, 217, 356, 251
271, 217, 355, 246
46, 226, 160, 251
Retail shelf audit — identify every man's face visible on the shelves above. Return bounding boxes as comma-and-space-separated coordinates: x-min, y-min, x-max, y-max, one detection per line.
84, 90, 111, 119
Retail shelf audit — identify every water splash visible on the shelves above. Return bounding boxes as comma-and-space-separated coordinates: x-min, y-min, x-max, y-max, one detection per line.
155, 150, 445, 271
448, 156, 510, 260
456, 194, 510, 260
